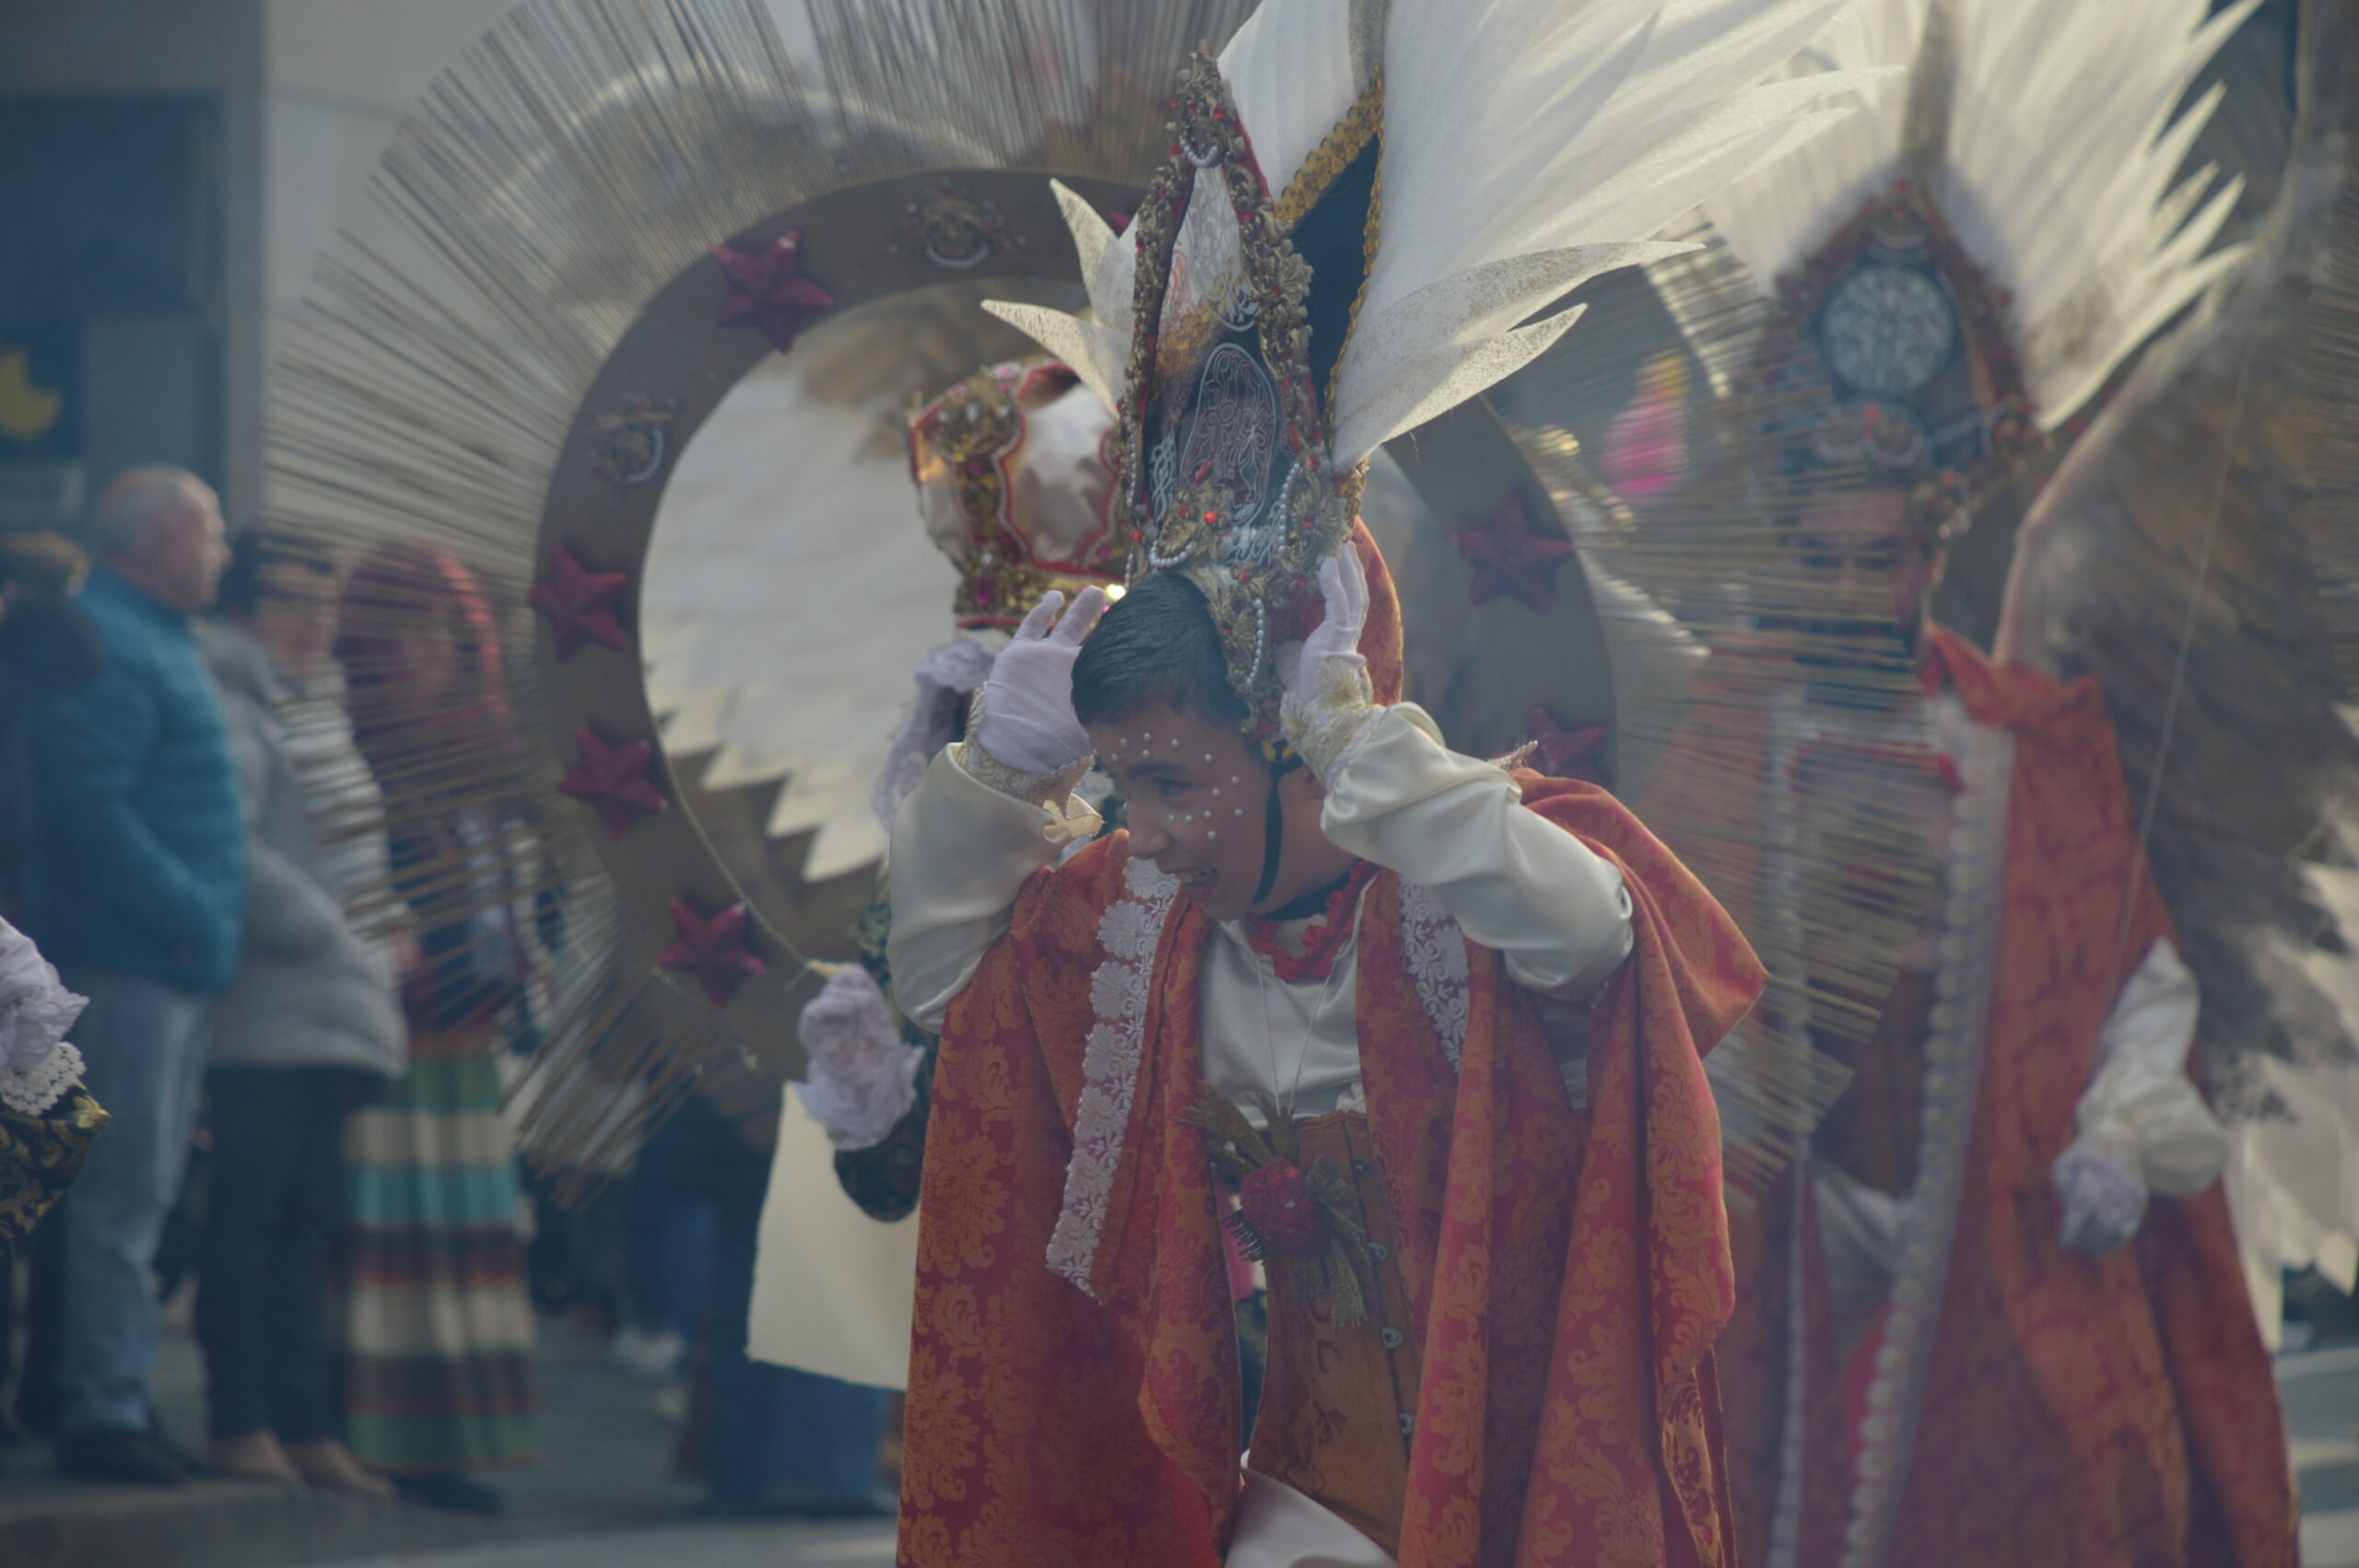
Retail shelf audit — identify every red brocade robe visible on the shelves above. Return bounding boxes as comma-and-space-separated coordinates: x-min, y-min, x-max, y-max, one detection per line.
898, 778, 1766, 1568
1688, 630, 2297, 1568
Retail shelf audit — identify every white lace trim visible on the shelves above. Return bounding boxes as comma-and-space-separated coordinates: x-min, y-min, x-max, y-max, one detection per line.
1764, 1156, 1814, 1568
1280, 659, 1381, 785
1045, 856, 1180, 1297
0, 1040, 84, 1117
1839, 704, 2014, 1568
1399, 880, 1472, 1071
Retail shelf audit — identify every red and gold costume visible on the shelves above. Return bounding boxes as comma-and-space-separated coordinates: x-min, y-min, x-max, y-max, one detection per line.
1659, 633, 2295, 1568
890, 0, 1917, 1558
897, 750, 1763, 1568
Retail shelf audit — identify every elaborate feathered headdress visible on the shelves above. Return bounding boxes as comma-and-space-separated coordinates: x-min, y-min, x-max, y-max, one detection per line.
990, 0, 1888, 722
1683, 0, 2257, 539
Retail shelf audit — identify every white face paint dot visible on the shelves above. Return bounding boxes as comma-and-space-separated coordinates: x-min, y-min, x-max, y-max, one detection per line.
1234, 807, 1244, 817
1208, 830, 1217, 840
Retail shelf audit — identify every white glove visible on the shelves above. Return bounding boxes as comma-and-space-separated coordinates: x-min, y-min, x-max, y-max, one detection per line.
0, 919, 88, 1117
970, 588, 1109, 777
1278, 544, 1378, 782
796, 966, 923, 1151
2053, 1140, 2150, 1257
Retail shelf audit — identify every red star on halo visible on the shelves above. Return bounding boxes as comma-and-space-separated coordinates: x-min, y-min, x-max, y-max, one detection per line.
711, 230, 835, 353
658, 899, 767, 1010
528, 544, 630, 661
557, 726, 666, 841
1450, 495, 1578, 614
1526, 707, 1610, 785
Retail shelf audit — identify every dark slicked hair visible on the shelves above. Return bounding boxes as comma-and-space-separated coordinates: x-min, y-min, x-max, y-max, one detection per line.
1071, 571, 1250, 733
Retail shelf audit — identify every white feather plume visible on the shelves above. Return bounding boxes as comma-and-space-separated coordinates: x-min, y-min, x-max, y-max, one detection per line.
1701, 0, 2257, 429
1334, 0, 1884, 462
639, 354, 957, 883
990, 0, 1881, 468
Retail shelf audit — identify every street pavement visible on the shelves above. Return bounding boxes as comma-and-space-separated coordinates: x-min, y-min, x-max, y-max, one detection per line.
348, 1347, 2359, 1568
2288, 1343, 2359, 1568
343, 1519, 896, 1568
8, 1295, 2349, 1567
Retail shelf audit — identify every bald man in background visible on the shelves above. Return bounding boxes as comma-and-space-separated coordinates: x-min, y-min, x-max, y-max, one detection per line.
21, 466, 244, 1484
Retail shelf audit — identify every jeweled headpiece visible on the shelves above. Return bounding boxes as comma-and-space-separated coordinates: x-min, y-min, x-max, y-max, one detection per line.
1113, 53, 1379, 721
1759, 181, 2042, 542
1695, 0, 2253, 545
909, 359, 1123, 628
991, 0, 1886, 727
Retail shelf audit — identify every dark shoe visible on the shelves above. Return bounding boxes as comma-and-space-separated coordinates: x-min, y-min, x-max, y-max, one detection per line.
56, 1427, 190, 1486
394, 1472, 505, 1515
143, 1419, 214, 1479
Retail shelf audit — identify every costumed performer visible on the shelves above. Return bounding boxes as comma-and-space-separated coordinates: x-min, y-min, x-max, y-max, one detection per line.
821, 0, 1900, 1559
1626, 3, 2303, 1561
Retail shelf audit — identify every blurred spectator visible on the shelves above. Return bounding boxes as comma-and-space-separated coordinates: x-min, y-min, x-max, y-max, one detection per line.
22, 466, 242, 1485
647, 1089, 891, 1518
0, 534, 104, 1460
334, 544, 537, 1514
0, 532, 103, 916
193, 535, 404, 1496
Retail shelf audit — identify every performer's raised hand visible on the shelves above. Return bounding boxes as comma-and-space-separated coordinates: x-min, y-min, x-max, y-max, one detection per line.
1279, 543, 1369, 705
971, 586, 1109, 776
1278, 544, 1377, 783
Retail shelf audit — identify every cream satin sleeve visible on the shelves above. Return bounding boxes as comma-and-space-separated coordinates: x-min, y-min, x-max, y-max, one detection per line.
1318, 703, 1633, 998
2074, 937, 2227, 1197
886, 743, 1078, 1032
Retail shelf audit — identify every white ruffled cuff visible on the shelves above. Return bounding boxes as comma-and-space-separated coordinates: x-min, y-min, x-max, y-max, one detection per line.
795, 967, 925, 1151
949, 739, 1101, 846
2053, 1138, 2150, 1256
1279, 657, 1381, 785
0, 1040, 85, 1118
800, 1049, 923, 1151
0, 919, 87, 1077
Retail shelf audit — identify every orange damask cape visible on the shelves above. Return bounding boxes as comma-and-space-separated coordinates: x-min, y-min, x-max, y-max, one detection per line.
1681, 630, 2297, 1568
898, 778, 1766, 1568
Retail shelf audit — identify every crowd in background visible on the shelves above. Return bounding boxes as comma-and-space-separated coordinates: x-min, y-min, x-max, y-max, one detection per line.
0, 464, 893, 1518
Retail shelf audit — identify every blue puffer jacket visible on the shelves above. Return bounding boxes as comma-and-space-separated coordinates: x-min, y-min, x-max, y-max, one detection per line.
22, 568, 246, 994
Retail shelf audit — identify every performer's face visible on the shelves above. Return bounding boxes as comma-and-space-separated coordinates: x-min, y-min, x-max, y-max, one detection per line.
1087, 704, 1353, 922
1790, 488, 1942, 649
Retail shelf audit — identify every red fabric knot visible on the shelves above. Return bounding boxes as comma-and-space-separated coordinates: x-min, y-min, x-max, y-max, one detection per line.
1238, 1160, 1330, 1258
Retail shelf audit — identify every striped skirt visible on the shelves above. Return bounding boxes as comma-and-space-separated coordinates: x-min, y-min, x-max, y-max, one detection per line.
338, 1023, 536, 1473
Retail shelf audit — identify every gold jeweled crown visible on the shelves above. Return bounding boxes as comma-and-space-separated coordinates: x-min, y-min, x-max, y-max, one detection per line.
1760, 182, 2045, 544
1112, 53, 1383, 724
909, 359, 1125, 627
